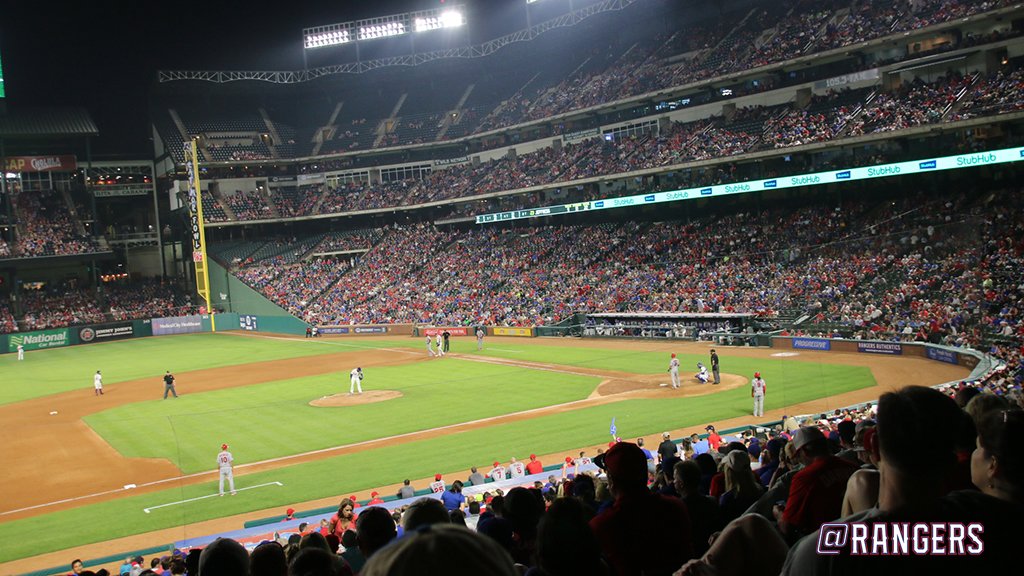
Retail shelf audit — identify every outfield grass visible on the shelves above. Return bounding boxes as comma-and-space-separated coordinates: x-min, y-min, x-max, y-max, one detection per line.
0, 356, 874, 562
0, 334, 349, 405
86, 358, 600, 473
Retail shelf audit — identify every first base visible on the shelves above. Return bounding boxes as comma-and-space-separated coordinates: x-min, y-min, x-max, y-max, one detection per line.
49, 411, 58, 415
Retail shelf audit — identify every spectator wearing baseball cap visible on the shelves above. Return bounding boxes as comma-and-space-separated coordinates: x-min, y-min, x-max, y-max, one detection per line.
590, 442, 694, 575
525, 453, 543, 475
718, 450, 765, 524
657, 432, 676, 464
706, 425, 723, 451
284, 508, 295, 521
775, 426, 858, 543
368, 491, 384, 506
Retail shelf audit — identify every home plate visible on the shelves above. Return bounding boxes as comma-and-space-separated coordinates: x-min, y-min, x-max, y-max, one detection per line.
659, 383, 669, 387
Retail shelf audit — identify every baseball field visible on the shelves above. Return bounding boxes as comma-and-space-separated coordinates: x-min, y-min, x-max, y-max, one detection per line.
0, 331, 970, 573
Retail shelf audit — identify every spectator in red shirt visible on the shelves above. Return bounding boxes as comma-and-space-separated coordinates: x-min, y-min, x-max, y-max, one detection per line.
590, 442, 693, 575
705, 425, 722, 451
526, 453, 544, 475
775, 426, 858, 542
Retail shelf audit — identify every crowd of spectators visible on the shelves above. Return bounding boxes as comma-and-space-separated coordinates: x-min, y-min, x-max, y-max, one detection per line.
19, 288, 106, 331
0, 302, 16, 333
9, 189, 102, 257
224, 190, 273, 221
272, 186, 322, 218
103, 279, 197, 321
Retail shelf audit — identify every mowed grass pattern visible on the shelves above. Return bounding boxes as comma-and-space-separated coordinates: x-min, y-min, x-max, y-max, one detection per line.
0, 333, 876, 564
0, 333, 349, 405
85, 359, 600, 473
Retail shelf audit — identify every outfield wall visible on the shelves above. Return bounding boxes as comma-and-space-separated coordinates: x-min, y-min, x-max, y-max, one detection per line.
771, 337, 989, 380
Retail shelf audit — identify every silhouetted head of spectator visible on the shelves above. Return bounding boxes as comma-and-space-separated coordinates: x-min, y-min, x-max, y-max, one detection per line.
674, 460, 702, 497
838, 420, 856, 447
536, 497, 604, 576
357, 506, 398, 559
449, 509, 467, 526
973, 409, 1024, 503
489, 494, 505, 517
299, 531, 330, 552
341, 529, 358, 550
603, 442, 649, 496
965, 393, 1010, 427
956, 386, 981, 408
288, 547, 342, 576
402, 497, 450, 532
198, 538, 248, 576
694, 453, 717, 477
250, 541, 287, 576
504, 487, 544, 541
361, 525, 517, 576
324, 533, 340, 554
877, 386, 973, 488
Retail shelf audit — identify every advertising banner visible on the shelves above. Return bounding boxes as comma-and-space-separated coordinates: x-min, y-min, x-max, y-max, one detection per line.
791, 338, 831, 351
318, 327, 351, 335
240, 315, 259, 331
4, 155, 78, 173
8, 328, 70, 352
353, 326, 387, 334
493, 327, 534, 337
925, 346, 959, 365
421, 327, 469, 337
857, 341, 903, 355
78, 322, 134, 344
153, 315, 205, 336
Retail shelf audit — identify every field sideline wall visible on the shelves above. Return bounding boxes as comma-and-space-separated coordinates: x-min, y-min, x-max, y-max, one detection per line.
770, 337, 988, 378
208, 259, 306, 335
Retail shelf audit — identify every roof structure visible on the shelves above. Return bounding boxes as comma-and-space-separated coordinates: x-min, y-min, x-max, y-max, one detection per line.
0, 107, 99, 138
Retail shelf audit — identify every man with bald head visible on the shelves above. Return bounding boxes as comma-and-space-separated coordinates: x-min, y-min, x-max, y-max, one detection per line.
198, 538, 248, 576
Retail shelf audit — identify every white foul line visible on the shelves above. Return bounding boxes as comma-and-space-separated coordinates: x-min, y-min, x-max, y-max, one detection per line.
143, 482, 283, 513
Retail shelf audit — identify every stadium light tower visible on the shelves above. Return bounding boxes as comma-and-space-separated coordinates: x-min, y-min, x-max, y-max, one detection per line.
303, 5, 465, 50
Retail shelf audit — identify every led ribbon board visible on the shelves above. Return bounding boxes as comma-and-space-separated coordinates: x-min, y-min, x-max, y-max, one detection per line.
475, 146, 1024, 224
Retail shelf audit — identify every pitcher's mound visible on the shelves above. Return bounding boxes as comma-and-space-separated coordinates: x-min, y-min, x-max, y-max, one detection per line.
310, 390, 403, 407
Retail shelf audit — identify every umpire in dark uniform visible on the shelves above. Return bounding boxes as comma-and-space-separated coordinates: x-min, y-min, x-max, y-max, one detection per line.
442, 330, 451, 353
710, 349, 721, 385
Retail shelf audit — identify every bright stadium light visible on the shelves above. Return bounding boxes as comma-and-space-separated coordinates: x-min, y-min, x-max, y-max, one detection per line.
305, 5, 465, 49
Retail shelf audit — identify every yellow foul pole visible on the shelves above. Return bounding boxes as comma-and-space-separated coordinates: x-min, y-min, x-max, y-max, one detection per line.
184, 140, 216, 332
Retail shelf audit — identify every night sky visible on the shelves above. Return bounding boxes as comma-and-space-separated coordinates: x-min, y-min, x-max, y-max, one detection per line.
0, 0, 482, 157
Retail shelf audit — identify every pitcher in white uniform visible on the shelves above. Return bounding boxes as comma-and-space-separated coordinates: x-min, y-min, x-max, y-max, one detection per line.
350, 367, 363, 394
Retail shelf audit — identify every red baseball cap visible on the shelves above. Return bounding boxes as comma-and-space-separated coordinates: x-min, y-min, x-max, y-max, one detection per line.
529, 454, 536, 459
221, 444, 228, 450
671, 353, 676, 358
348, 495, 357, 501
434, 473, 442, 481
754, 372, 761, 378
565, 456, 573, 463
286, 508, 295, 515
493, 461, 500, 467
371, 491, 379, 497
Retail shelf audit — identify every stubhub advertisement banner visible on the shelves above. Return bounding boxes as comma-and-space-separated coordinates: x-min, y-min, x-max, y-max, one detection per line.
153, 315, 205, 336
791, 338, 831, 351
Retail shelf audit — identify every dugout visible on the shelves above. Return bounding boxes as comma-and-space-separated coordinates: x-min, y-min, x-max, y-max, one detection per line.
580, 312, 765, 344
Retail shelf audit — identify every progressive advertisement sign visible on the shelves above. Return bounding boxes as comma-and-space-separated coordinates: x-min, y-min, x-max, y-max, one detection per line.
791, 338, 831, 351
8, 328, 70, 352
78, 322, 134, 344
153, 315, 205, 336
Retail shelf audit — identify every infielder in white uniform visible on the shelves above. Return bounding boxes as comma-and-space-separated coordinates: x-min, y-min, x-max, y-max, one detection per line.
93, 370, 104, 395
435, 334, 445, 357
751, 372, 766, 417
218, 443, 236, 496
476, 328, 485, 350
508, 457, 526, 479
668, 353, 680, 389
350, 367, 363, 394
17, 344, 24, 360
426, 335, 436, 357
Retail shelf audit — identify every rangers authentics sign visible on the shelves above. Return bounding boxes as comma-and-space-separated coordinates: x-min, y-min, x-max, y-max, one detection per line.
857, 341, 903, 355
4, 155, 78, 173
